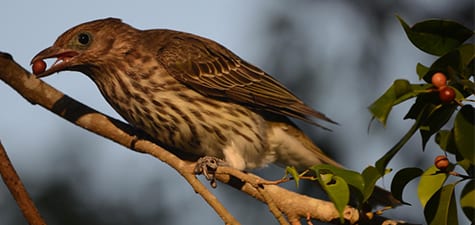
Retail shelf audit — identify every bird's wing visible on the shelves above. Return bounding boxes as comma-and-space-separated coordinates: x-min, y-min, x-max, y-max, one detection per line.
156, 33, 335, 128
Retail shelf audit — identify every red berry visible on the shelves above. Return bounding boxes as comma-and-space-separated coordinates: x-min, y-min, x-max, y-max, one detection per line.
431, 72, 447, 88
434, 155, 449, 170
438, 86, 455, 103
32, 60, 46, 75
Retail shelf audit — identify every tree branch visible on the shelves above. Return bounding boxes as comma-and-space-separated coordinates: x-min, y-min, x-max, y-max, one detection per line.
0, 140, 47, 225
0, 52, 410, 225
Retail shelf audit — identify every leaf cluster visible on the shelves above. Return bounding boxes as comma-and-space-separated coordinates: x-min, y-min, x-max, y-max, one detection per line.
368, 16, 474, 225
289, 16, 473, 224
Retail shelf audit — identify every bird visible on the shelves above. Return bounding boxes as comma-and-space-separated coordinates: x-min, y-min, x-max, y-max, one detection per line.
31, 18, 399, 207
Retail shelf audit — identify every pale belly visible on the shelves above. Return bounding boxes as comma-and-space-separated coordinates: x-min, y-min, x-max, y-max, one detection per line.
109, 85, 277, 170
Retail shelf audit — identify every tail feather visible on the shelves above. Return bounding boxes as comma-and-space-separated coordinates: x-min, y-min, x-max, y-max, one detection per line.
268, 119, 401, 208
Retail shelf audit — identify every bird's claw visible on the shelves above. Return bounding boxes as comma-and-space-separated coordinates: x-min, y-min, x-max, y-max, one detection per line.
194, 156, 226, 188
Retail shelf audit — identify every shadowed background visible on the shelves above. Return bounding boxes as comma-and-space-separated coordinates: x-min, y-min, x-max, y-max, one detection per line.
1, 1, 473, 224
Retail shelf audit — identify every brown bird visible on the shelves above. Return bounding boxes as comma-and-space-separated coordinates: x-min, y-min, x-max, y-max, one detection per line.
31, 18, 399, 207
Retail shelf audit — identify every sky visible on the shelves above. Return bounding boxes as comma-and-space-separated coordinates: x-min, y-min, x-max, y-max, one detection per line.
1, 1, 472, 225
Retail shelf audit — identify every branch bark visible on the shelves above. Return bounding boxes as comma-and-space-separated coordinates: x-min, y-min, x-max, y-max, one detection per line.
0, 141, 47, 225
0, 52, 410, 225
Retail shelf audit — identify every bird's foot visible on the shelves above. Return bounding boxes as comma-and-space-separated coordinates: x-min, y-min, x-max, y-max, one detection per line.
194, 156, 227, 188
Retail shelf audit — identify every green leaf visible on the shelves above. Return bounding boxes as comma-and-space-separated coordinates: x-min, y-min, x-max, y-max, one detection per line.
435, 130, 457, 154
424, 183, 458, 225
404, 95, 430, 120
456, 43, 475, 80
457, 159, 473, 175
368, 79, 431, 126
394, 79, 412, 98
391, 167, 423, 205
419, 104, 457, 149
311, 164, 365, 195
361, 166, 383, 202
397, 16, 473, 56
422, 44, 475, 83
369, 79, 408, 126
418, 165, 449, 208
457, 44, 475, 80
404, 89, 449, 121
454, 105, 475, 164
285, 166, 300, 188
416, 63, 430, 80
403, 93, 456, 150
395, 83, 432, 106
460, 180, 475, 223
315, 171, 349, 223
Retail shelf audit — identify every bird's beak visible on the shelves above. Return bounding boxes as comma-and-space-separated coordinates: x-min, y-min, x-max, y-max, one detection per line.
30, 46, 79, 78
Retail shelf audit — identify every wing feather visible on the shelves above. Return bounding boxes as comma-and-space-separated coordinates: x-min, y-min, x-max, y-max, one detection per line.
156, 32, 336, 128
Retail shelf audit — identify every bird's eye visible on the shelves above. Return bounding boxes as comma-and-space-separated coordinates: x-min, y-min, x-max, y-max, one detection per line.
78, 33, 91, 45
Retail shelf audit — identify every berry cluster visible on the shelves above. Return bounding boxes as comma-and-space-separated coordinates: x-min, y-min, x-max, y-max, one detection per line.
431, 72, 455, 103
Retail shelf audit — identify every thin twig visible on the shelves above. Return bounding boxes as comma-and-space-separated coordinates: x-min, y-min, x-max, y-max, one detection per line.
0, 140, 47, 225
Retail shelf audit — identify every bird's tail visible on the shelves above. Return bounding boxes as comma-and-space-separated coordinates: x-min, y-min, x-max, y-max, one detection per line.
269, 119, 401, 208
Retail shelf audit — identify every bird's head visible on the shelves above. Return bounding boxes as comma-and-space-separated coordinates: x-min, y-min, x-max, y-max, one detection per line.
31, 18, 138, 78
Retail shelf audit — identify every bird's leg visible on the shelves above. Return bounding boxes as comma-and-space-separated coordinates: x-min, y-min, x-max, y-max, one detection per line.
194, 156, 227, 188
